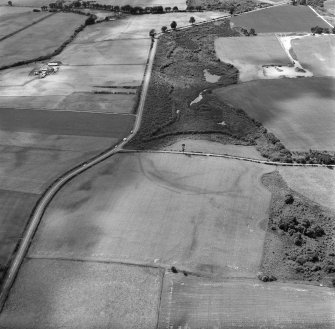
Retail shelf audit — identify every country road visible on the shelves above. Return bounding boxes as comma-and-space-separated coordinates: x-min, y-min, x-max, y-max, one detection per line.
0, 37, 158, 312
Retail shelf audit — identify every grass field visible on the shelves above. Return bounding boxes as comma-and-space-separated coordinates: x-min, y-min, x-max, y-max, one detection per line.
0, 13, 86, 67
215, 35, 290, 81
215, 77, 335, 151
279, 166, 335, 211
55, 39, 151, 65
29, 153, 271, 278
0, 258, 162, 329
292, 34, 335, 77
231, 5, 330, 32
0, 10, 50, 40
158, 273, 335, 328
76, 12, 226, 42
0, 190, 39, 281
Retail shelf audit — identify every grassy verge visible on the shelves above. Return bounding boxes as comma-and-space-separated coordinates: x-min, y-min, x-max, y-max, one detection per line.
260, 171, 335, 287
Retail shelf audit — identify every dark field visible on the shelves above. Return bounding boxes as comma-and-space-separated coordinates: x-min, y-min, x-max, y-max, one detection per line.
231, 5, 330, 32
0, 108, 134, 138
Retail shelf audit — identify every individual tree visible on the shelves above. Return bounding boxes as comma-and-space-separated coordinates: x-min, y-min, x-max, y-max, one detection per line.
8, 0, 12, 5
249, 28, 256, 35
165, 6, 171, 12
229, 6, 235, 15
161, 25, 167, 32
188, 5, 194, 11
173, 6, 178, 11
114, 5, 120, 11
196, 5, 202, 11
189, 16, 195, 24
170, 20, 177, 29
149, 29, 156, 38
332, 27, 335, 34
85, 14, 95, 25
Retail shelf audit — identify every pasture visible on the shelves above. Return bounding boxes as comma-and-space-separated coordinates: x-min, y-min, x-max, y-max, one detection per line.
214, 35, 290, 81
0, 9, 50, 40
0, 258, 162, 329
292, 34, 335, 77
231, 5, 330, 32
29, 153, 271, 278
0, 13, 86, 67
279, 166, 335, 211
158, 273, 335, 328
215, 77, 335, 151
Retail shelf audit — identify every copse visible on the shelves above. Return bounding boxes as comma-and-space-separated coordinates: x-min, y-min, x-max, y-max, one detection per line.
173, 6, 178, 11
170, 21, 177, 29
189, 16, 195, 24
149, 29, 156, 38
161, 25, 167, 32
165, 6, 171, 12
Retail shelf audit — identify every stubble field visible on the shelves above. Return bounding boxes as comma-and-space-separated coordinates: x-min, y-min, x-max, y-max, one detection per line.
231, 5, 330, 32
215, 77, 335, 151
29, 153, 271, 278
158, 273, 335, 329
214, 35, 290, 81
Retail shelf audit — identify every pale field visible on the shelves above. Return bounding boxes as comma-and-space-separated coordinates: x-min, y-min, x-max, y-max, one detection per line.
292, 34, 335, 77
279, 166, 335, 211
76, 12, 226, 41
0, 10, 50, 39
231, 5, 330, 33
214, 36, 290, 82
0, 258, 162, 329
55, 39, 151, 65
0, 13, 86, 67
215, 77, 335, 151
30, 153, 271, 278
159, 273, 335, 328
162, 139, 265, 159
325, 0, 335, 14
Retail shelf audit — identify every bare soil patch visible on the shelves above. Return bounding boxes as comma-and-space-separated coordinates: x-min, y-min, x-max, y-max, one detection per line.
261, 171, 335, 287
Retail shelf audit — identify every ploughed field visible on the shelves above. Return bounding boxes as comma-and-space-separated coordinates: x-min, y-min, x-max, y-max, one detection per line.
231, 4, 330, 33
29, 153, 271, 278
214, 77, 335, 152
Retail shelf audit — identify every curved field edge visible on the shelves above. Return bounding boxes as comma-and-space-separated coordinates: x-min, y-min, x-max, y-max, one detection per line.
260, 170, 335, 287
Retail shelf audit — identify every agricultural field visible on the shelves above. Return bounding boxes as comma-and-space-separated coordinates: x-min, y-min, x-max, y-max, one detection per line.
279, 166, 335, 211
231, 4, 330, 32
0, 258, 162, 329
0, 0, 68, 5
0, 13, 86, 67
158, 273, 335, 328
29, 153, 271, 278
214, 77, 335, 151
0, 8, 51, 40
214, 35, 290, 81
95, 0, 187, 9
291, 34, 335, 77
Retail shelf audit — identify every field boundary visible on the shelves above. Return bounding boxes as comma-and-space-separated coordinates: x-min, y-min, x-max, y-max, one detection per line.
0, 12, 55, 42
120, 149, 335, 168
308, 5, 334, 28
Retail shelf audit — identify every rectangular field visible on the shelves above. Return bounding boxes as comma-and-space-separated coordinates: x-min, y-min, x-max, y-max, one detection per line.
0, 13, 86, 67
55, 39, 151, 65
0, 258, 162, 329
215, 77, 335, 151
0, 108, 134, 138
29, 153, 271, 278
215, 35, 290, 81
231, 5, 330, 32
292, 34, 335, 77
158, 273, 335, 328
